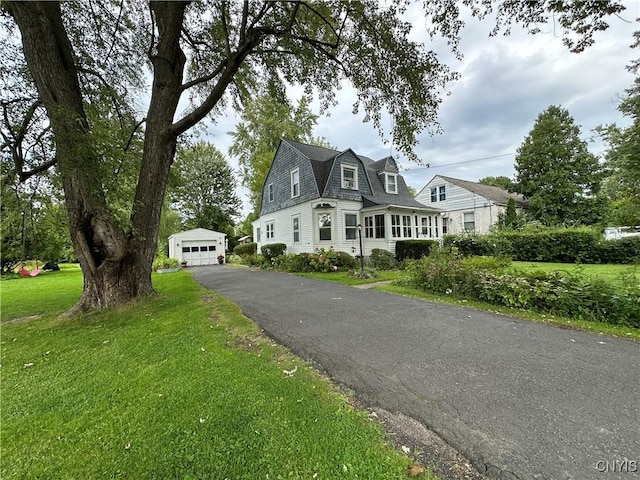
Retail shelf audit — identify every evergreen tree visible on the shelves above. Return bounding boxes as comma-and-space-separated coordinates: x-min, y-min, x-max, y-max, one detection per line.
514, 106, 603, 226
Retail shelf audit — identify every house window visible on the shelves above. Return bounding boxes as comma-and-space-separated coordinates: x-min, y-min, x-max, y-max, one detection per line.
268, 183, 274, 202
291, 168, 300, 198
266, 221, 274, 240
464, 212, 475, 231
345, 213, 358, 240
434, 216, 439, 238
421, 217, 429, 236
364, 216, 374, 238
386, 174, 397, 194
256, 227, 261, 243
430, 187, 438, 203
439, 185, 446, 201
341, 165, 358, 190
442, 218, 449, 235
402, 215, 412, 237
391, 214, 401, 238
374, 214, 385, 239
318, 213, 332, 241
292, 215, 300, 243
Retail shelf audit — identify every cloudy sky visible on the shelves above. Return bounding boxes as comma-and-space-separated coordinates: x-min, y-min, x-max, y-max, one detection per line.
202, 2, 639, 215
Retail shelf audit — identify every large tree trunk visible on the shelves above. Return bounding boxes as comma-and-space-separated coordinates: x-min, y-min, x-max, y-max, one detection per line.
6, 1, 188, 312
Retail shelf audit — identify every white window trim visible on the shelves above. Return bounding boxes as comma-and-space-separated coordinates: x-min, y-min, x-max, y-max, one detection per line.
291, 168, 300, 198
292, 215, 300, 244
341, 164, 358, 190
268, 183, 274, 202
386, 173, 398, 194
344, 212, 359, 241
266, 220, 275, 240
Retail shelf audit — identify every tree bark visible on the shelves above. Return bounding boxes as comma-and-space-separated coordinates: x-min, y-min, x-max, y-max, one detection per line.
5, 1, 179, 312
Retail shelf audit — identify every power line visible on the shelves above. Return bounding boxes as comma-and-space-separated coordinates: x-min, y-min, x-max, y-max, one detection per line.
399, 152, 516, 172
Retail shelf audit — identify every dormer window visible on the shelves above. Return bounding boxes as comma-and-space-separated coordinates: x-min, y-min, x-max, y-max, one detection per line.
385, 173, 397, 194
341, 165, 358, 190
291, 168, 300, 198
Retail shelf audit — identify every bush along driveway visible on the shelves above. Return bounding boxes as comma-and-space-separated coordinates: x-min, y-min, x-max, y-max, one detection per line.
193, 265, 640, 480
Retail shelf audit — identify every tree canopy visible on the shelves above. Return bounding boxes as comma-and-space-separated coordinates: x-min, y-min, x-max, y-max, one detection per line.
1, 0, 627, 311
598, 77, 640, 226
229, 91, 328, 215
514, 105, 603, 226
171, 142, 241, 235
478, 176, 516, 192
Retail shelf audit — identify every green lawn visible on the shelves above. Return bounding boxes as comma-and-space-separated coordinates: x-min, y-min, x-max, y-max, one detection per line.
511, 261, 638, 287
1, 268, 433, 479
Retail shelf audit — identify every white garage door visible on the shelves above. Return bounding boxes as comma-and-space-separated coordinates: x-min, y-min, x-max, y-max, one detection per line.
181, 241, 219, 266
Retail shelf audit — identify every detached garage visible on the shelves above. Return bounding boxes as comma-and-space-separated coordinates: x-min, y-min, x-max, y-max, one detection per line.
168, 228, 227, 266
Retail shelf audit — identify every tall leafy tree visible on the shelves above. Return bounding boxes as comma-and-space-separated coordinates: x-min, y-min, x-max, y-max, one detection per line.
598, 77, 640, 226
478, 176, 515, 192
1, 1, 626, 311
229, 91, 327, 215
171, 142, 241, 236
514, 105, 603, 226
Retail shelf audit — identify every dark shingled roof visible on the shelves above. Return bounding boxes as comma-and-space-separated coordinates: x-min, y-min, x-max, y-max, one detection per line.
283, 139, 431, 210
438, 175, 528, 207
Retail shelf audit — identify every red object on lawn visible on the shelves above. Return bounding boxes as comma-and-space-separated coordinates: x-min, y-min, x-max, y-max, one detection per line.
19, 266, 41, 277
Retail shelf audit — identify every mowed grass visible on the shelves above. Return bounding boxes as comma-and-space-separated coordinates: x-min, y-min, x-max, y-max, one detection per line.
1, 268, 432, 479
511, 261, 638, 287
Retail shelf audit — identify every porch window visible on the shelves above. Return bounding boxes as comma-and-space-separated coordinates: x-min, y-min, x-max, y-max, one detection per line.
256, 227, 261, 243
318, 213, 332, 241
421, 217, 429, 236
442, 218, 449, 235
386, 174, 397, 194
266, 221, 274, 240
374, 214, 386, 239
341, 165, 358, 190
291, 168, 300, 198
391, 214, 401, 238
464, 212, 475, 231
344, 213, 358, 240
430, 187, 437, 202
292, 215, 300, 243
364, 216, 374, 238
439, 185, 446, 201
434, 216, 439, 237
402, 215, 412, 237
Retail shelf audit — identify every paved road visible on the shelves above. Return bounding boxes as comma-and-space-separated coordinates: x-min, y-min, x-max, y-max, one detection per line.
192, 266, 640, 480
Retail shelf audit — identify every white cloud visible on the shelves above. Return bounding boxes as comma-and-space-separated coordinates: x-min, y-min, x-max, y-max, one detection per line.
204, 3, 638, 216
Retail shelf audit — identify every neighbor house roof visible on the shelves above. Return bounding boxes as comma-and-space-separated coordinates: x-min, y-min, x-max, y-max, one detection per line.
436, 175, 528, 207
283, 139, 429, 210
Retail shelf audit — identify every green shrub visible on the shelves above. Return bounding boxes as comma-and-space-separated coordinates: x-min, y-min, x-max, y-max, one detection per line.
261, 243, 287, 261
460, 255, 511, 271
395, 240, 438, 261
370, 249, 396, 270
272, 253, 309, 272
403, 249, 640, 327
239, 253, 264, 266
596, 237, 640, 264
335, 251, 358, 269
234, 242, 257, 256
443, 233, 496, 256
152, 256, 181, 270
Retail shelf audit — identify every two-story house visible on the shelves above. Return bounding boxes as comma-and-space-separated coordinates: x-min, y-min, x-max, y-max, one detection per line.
252, 140, 441, 256
415, 175, 527, 234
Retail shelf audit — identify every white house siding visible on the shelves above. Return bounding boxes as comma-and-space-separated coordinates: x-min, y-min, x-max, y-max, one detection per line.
417, 178, 500, 234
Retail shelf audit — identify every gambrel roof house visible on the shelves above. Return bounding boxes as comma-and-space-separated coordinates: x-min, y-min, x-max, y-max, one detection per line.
253, 140, 442, 256
415, 175, 527, 235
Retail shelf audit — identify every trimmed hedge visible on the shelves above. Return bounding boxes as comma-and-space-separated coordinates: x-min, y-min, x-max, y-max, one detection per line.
444, 230, 640, 264
234, 242, 257, 256
370, 249, 396, 270
261, 243, 287, 261
395, 240, 438, 261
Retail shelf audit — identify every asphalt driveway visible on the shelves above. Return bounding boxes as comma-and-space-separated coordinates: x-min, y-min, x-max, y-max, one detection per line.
192, 265, 640, 480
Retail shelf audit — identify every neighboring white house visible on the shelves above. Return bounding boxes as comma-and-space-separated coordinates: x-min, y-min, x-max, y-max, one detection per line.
168, 228, 227, 266
253, 140, 440, 256
415, 175, 527, 235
